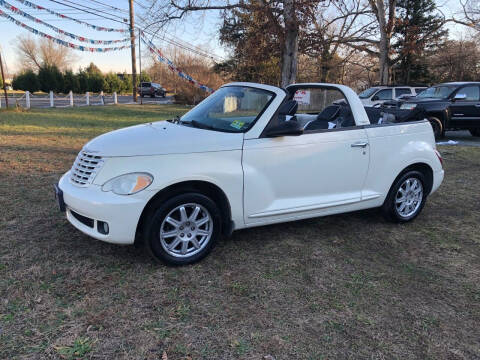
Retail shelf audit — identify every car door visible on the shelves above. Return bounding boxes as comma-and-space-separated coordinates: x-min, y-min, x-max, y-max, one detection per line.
242, 123, 370, 226
395, 88, 412, 99
450, 85, 480, 127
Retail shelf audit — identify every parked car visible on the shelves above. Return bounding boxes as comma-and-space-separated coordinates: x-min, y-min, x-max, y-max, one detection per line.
55, 82, 444, 265
359, 86, 427, 107
138, 82, 166, 98
397, 82, 480, 139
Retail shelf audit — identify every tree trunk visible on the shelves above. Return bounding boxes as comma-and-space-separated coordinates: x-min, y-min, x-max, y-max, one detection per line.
320, 45, 331, 82
371, 0, 395, 85
280, 0, 299, 87
378, 36, 390, 85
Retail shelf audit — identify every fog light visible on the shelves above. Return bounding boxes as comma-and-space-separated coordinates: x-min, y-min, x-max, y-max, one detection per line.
97, 221, 109, 235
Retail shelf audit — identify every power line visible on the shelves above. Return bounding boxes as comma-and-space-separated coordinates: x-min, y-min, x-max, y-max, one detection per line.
133, 0, 150, 11
11, 0, 224, 62
51, 0, 127, 20
44, 0, 128, 24
141, 28, 224, 62
84, 0, 129, 14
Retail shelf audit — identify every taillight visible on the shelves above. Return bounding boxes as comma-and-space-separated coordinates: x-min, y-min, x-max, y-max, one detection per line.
434, 149, 443, 167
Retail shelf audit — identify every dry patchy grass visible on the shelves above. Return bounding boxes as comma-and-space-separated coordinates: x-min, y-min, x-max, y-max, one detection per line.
1, 106, 479, 359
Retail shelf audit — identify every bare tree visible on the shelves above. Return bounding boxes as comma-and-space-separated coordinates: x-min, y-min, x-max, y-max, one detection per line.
302, 0, 374, 82
143, 0, 322, 87
15, 35, 76, 71
453, 0, 480, 31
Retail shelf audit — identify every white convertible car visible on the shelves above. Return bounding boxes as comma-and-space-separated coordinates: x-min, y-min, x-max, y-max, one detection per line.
55, 82, 444, 265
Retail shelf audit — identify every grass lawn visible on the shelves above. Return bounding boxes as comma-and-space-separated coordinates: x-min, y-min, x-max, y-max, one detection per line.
1, 105, 480, 359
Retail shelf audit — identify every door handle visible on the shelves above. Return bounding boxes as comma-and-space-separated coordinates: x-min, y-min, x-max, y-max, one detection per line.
351, 141, 369, 148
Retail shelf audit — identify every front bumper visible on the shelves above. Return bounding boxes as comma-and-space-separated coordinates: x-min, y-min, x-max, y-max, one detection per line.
58, 172, 152, 245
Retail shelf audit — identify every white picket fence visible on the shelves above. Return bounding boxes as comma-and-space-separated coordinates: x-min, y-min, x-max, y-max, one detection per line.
0, 91, 120, 109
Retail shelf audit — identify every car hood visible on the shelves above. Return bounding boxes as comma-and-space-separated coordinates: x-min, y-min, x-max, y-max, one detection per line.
82, 120, 244, 157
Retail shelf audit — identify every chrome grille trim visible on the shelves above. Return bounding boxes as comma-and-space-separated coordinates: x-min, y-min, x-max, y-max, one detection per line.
70, 151, 103, 186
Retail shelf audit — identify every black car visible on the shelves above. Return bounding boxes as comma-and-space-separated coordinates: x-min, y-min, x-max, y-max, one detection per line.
397, 82, 480, 139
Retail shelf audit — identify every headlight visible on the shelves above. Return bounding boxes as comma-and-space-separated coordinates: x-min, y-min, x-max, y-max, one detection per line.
101, 173, 153, 195
400, 103, 417, 110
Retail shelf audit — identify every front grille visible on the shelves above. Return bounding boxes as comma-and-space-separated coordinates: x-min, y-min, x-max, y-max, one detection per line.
70, 210, 94, 228
70, 150, 103, 186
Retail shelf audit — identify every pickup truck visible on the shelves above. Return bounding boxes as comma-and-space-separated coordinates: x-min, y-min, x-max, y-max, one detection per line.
397, 82, 480, 139
55, 82, 444, 265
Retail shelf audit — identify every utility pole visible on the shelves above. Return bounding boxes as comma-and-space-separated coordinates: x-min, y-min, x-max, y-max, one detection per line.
128, 0, 137, 103
0, 49, 8, 108
138, 28, 142, 105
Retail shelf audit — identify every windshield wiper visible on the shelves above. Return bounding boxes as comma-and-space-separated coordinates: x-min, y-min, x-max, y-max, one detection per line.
189, 119, 216, 130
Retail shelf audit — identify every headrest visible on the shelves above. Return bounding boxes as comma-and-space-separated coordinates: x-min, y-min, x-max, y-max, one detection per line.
278, 100, 298, 116
317, 105, 340, 121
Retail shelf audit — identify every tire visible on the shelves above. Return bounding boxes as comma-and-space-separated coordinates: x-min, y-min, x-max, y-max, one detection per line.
143, 193, 222, 265
382, 170, 428, 223
469, 129, 480, 137
428, 117, 444, 140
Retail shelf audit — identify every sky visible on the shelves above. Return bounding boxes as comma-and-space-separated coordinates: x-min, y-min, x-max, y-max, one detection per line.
0, 0, 470, 79
0, 0, 225, 78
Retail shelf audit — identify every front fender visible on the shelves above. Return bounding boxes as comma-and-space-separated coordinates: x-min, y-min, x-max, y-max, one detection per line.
93, 151, 245, 228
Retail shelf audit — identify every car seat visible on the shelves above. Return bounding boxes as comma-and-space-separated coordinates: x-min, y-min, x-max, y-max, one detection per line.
304, 105, 341, 131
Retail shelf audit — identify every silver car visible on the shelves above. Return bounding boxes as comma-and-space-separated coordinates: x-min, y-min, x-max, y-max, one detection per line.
139, 82, 166, 98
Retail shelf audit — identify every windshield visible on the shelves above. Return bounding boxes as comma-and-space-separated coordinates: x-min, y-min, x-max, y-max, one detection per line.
417, 86, 456, 99
358, 87, 379, 99
180, 86, 274, 132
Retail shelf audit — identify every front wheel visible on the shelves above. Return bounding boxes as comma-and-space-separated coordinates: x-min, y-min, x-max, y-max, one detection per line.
382, 170, 427, 223
144, 193, 222, 265
469, 128, 480, 137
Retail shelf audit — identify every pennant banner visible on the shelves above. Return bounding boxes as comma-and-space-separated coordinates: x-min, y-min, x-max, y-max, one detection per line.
0, 10, 131, 52
14, 0, 129, 33
141, 35, 214, 94
0, 0, 129, 44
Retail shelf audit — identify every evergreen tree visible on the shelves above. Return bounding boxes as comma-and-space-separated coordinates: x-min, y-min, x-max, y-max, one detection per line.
62, 70, 79, 93
103, 72, 123, 93
12, 70, 39, 93
393, 0, 447, 84
38, 65, 63, 93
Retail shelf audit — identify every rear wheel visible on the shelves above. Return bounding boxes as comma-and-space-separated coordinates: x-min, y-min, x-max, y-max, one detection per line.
144, 193, 221, 265
428, 117, 444, 140
382, 170, 427, 223
469, 128, 480, 137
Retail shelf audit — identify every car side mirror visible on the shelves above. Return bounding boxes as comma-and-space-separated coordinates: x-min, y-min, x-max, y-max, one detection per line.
264, 120, 304, 137
453, 93, 467, 101
371, 95, 379, 101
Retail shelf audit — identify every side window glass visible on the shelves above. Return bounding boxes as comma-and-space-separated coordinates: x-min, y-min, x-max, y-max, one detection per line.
457, 86, 480, 101
396, 88, 412, 97
375, 89, 393, 100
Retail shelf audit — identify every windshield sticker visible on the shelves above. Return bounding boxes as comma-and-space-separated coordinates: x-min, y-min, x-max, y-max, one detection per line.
294, 90, 310, 105
230, 120, 245, 130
